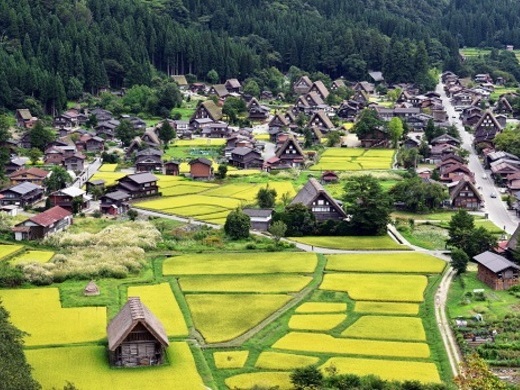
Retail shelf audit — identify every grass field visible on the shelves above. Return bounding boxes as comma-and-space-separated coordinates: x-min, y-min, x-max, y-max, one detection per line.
0, 288, 106, 346
288, 235, 406, 250
0, 244, 23, 260
354, 301, 419, 315
255, 352, 319, 370
311, 148, 394, 171
9, 250, 54, 265
225, 372, 292, 390
213, 351, 249, 369
325, 253, 446, 273
273, 332, 431, 358
288, 314, 346, 331
341, 315, 426, 341
172, 138, 226, 147
27, 343, 205, 390
127, 283, 189, 337
295, 302, 346, 313
163, 253, 318, 275
321, 357, 441, 383
179, 274, 312, 293
320, 273, 428, 302
98, 164, 118, 172
186, 294, 292, 343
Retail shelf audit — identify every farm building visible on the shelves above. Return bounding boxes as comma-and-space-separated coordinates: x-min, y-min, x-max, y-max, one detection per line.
291, 178, 347, 222
12, 206, 72, 241
189, 158, 214, 180
242, 208, 273, 231
473, 251, 520, 290
107, 297, 169, 367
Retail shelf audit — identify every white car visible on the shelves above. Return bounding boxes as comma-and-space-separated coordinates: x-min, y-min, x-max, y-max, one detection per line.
490, 192, 497, 198
482, 173, 487, 179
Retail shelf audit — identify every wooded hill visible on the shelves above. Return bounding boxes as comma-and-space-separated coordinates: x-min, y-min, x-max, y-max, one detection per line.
0, 0, 517, 113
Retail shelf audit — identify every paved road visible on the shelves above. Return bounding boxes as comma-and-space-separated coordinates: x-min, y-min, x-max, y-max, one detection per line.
436, 81, 519, 234
71, 157, 103, 189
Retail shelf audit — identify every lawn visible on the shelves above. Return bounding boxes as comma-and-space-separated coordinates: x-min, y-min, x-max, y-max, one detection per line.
288, 235, 407, 250
127, 283, 189, 337
255, 352, 319, 370
213, 350, 249, 369
27, 343, 205, 390
163, 253, 318, 275
225, 372, 292, 390
325, 253, 446, 273
354, 301, 419, 315
310, 148, 394, 171
272, 332, 431, 358
320, 273, 428, 302
295, 302, 347, 313
288, 313, 346, 331
0, 288, 106, 346
179, 274, 312, 293
186, 294, 292, 343
9, 250, 54, 265
341, 315, 426, 341
0, 244, 24, 260
98, 164, 118, 172
320, 357, 441, 383
399, 224, 449, 251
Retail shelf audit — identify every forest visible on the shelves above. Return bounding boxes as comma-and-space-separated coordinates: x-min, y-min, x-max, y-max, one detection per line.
0, 0, 518, 113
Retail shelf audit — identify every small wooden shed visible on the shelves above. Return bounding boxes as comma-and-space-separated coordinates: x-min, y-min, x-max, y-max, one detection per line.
107, 297, 169, 367
473, 251, 520, 290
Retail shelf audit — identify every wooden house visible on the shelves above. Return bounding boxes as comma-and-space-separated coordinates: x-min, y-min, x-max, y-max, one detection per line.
321, 171, 339, 183
293, 75, 313, 95
164, 161, 180, 176
171, 75, 188, 89
5, 157, 27, 176
430, 134, 461, 148
107, 297, 169, 367
48, 187, 91, 213
224, 78, 242, 93
353, 81, 375, 95
189, 158, 214, 180
331, 79, 346, 91
274, 135, 306, 168
0, 182, 43, 207
135, 148, 163, 173
116, 173, 159, 199
63, 153, 86, 172
86, 179, 105, 195
473, 110, 503, 147
247, 98, 270, 120
9, 167, 49, 186
290, 178, 347, 222
229, 147, 263, 169
307, 111, 334, 133
208, 84, 229, 99
100, 190, 131, 215
449, 179, 482, 209
473, 251, 520, 290
358, 127, 389, 148
337, 101, 359, 120
190, 100, 223, 126
15, 109, 37, 128
309, 81, 329, 100
12, 206, 72, 241
242, 208, 273, 231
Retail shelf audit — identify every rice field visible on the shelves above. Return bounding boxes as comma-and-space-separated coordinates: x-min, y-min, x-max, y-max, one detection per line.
272, 332, 431, 358
255, 352, 319, 370
288, 235, 406, 250
163, 253, 318, 275
173, 138, 226, 147
310, 148, 394, 171
341, 315, 426, 341
288, 314, 346, 331
186, 294, 292, 343
325, 253, 445, 273
0, 288, 106, 346
0, 244, 23, 260
26, 343, 205, 390
179, 274, 312, 293
213, 351, 249, 369
127, 283, 189, 337
295, 302, 347, 313
87, 171, 126, 186
9, 250, 54, 265
354, 301, 419, 315
320, 273, 428, 302
225, 372, 292, 390
98, 164, 118, 172
320, 357, 441, 383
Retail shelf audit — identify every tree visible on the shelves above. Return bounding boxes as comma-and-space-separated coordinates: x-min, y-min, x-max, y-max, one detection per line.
43, 166, 72, 194
389, 176, 446, 212
0, 302, 41, 390
278, 203, 316, 237
387, 117, 404, 148
343, 175, 392, 235
29, 121, 55, 151
447, 210, 497, 258
424, 119, 443, 143
0, 115, 11, 179
256, 186, 277, 208
217, 163, 228, 179
158, 120, 176, 147
115, 120, 136, 147
223, 97, 246, 125
27, 148, 42, 165
303, 128, 313, 148
206, 69, 219, 84
127, 209, 138, 221
352, 109, 383, 140
451, 247, 470, 275
224, 208, 250, 240
454, 353, 508, 390
290, 365, 324, 390
269, 220, 287, 245
243, 80, 260, 97
327, 131, 341, 147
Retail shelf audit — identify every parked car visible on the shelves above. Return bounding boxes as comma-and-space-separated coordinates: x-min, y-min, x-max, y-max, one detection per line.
490, 192, 497, 198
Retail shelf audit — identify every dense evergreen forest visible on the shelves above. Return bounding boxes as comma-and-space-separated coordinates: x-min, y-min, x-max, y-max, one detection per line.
0, 0, 518, 114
